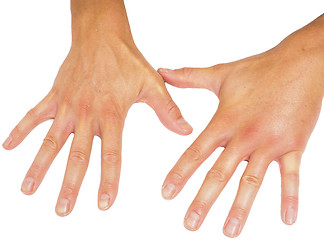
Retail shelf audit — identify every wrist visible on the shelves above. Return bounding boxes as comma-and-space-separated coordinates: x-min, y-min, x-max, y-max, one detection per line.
70, 0, 135, 48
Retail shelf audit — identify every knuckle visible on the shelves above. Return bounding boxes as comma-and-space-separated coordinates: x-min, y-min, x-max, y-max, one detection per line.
101, 103, 123, 123
284, 196, 298, 205
61, 185, 75, 197
231, 205, 248, 218
168, 170, 184, 182
28, 163, 43, 177
181, 67, 193, 78
104, 109, 123, 123
43, 135, 58, 151
192, 199, 208, 211
166, 100, 181, 117
241, 175, 262, 188
100, 181, 115, 191
205, 168, 227, 183
212, 63, 225, 72
61, 94, 71, 107
283, 172, 299, 182
183, 145, 202, 162
26, 108, 38, 120
78, 101, 92, 117
267, 133, 282, 145
102, 151, 120, 164
70, 150, 89, 165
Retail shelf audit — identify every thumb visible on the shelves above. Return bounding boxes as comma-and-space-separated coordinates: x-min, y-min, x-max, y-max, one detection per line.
145, 84, 193, 136
158, 64, 226, 92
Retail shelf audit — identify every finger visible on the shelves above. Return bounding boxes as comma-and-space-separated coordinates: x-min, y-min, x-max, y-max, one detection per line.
279, 151, 302, 225
223, 154, 271, 238
21, 116, 72, 195
146, 84, 193, 135
98, 119, 123, 211
183, 148, 244, 231
3, 94, 56, 150
161, 115, 229, 200
55, 125, 93, 217
158, 64, 228, 92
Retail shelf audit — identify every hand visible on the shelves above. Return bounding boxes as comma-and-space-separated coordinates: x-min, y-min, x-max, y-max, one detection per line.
159, 15, 324, 237
2, 0, 192, 217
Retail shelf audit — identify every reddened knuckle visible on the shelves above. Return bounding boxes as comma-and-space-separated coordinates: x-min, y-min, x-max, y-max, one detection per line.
102, 151, 120, 164
43, 135, 58, 151
70, 150, 89, 164
184, 145, 202, 162
241, 175, 262, 187
268, 133, 282, 145
288, 137, 305, 150
206, 168, 227, 183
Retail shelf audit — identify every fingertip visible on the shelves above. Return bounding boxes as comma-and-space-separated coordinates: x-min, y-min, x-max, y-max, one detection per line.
98, 193, 111, 211
223, 217, 241, 238
161, 183, 176, 200
21, 177, 36, 195
175, 117, 193, 136
157, 68, 173, 76
283, 207, 297, 225
2, 135, 13, 150
55, 198, 71, 217
184, 211, 201, 231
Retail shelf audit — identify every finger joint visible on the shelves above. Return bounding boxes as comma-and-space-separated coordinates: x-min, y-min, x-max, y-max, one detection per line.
70, 150, 89, 165
43, 135, 58, 151
206, 168, 227, 183
241, 175, 262, 188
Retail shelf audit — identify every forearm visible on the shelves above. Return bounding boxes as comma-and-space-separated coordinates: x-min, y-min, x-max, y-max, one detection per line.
70, 0, 134, 46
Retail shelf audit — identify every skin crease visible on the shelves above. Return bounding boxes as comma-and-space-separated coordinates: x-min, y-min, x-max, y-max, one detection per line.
159, 14, 324, 238
2, 0, 193, 217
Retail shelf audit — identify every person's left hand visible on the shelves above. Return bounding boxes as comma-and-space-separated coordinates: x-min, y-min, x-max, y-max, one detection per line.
158, 14, 324, 237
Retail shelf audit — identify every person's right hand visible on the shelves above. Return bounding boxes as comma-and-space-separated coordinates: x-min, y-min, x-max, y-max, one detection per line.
159, 14, 324, 238
2, 0, 192, 217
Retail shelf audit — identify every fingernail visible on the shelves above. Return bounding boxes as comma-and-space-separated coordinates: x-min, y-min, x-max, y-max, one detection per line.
162, 183, 176, 199
21, 177, 35, 194
177, 117, 193, 133
159, 68, 173, 74
3, 135, 12, 148
56, 198, 70, 216
224, 218, 240, 237
185, 211, 200, 230
99, 194, 110, 210
285, 207, 297, 225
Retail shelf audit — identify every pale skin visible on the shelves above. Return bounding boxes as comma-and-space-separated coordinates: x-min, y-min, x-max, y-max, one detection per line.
2, 0, 193, 216
159, 14, 324, 238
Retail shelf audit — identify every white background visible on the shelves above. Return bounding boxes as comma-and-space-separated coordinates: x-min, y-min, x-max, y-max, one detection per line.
0, 0, 323, 239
